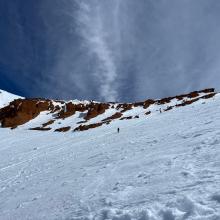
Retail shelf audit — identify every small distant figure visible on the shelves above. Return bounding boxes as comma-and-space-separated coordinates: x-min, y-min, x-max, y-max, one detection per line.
117, 128, 120, 133
159, 108, 162, 113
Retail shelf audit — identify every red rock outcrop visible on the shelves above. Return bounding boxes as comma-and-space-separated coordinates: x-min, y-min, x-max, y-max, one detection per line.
143, 99, 155, 109
133, 102, 144, 107
176, 98, 199, 107
77, 120, 87, 124
157, 97, 172, 105
175, 92, 216, 108
42, 120, 55, 127
0, 99, 54, 128
187, 91, 199, 98
30, 127, 52, 131
175, 88, 215, 100
116, 103, 133, 112
120, 116, 133, 120
102, 112, 122, 122
84, 103, 110, 120
74, 122, 104, 131
56, 102, 76, 119
202, 88, 215, 93
55, 102, 90, 119
202, 93, 216, 99
55, 126, 71, 132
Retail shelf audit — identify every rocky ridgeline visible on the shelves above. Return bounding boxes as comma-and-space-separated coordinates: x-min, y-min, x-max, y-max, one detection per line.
0, 88, 216, 132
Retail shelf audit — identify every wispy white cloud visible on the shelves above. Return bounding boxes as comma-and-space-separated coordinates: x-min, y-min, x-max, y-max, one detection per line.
2, 0, 220, 101
76, 1, 120, 101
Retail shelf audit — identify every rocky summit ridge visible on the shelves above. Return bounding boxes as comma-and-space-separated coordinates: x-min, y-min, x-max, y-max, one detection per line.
0, 88, 216, 132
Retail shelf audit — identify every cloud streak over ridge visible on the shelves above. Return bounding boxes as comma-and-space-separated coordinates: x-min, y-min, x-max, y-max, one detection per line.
76, 0, 121, 101
1, 0, 220, 101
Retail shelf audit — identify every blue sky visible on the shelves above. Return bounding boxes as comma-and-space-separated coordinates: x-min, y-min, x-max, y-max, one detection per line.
0, 0, 220, 102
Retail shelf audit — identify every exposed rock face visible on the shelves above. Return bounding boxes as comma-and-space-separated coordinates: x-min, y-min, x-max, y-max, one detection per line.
0, 99, 110, 128
202, 93, 216, 99
171, 89, 214, 101
145, 111, 151, 115
0, 99, 54, 128
164, 106, 173, 112
0, 88, 216, 132
84, 103, 110, 120
30, 127, 52, 131
143, 99, 155, 109
133, 102, 144, 107
102, 112, 122, 122
120, 116, 133, 120
117, 104, 133, 112
175, 93, 216, 108
56, 102, 76, 119
56, 102, 89, 119
156, 97, 172, 105
74, 122, 104, 131
42, 120, 55, 127
203, 88, 215, 93
55, 126, 71, 132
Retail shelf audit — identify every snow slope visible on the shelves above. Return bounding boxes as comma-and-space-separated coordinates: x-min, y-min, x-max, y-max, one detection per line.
0, 89, 22, 108
0, 93, 220, 219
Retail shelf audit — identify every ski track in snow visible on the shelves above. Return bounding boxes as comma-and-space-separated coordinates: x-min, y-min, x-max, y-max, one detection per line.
0, 96, 220, 219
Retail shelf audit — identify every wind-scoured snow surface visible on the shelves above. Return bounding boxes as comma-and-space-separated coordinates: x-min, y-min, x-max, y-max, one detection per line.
0, 94, 220, 219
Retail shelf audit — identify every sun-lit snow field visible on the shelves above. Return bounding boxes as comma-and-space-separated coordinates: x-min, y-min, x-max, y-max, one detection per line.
0, 90, 23, 108
0, 94, 220, 219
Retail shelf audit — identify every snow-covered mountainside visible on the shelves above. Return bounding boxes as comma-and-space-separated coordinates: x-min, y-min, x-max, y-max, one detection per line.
0, 88, 217, 132
0, 89, 23, 108
0, 89, 220, 219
